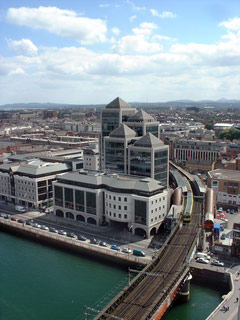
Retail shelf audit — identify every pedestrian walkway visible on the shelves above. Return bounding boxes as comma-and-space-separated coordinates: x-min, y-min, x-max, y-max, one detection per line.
206, 269, 240, 320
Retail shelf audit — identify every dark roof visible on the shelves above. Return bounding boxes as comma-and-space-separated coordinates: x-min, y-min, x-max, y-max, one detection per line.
133, 133, 164, 148
109, 124, 136, 138
129, 109, 154, 122
106, 97, 132, 109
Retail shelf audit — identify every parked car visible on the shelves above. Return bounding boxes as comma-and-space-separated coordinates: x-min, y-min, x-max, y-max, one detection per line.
133, 249, 146, 257
218, 207, 223, 212
10, 217, 17, 221
0, 213, 4, 217
17, 219, 24, 224
99, 241, 108, 247
77, 235, 87, 241
15, 205, 26, 212
111, 244, 120, 251
211, 259, 224, 267
49, 227, 58, 233
4, 214, 11, 219
122, 247, 132, 254
67, 232, 77, 239
40, 225, 49, 231
33, 223, 41, 228
230, 209, 235, 214
196, 257, 209, 264
90, 238, 99, 245
26, 220, 32, 226
221, 233, 226, 240
58, 229, 67, 236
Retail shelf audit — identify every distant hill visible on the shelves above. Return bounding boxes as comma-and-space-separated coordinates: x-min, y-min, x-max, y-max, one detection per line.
0, 98, 240, 110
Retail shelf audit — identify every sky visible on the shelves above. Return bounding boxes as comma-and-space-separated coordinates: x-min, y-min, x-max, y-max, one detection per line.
0, 0, 240, 105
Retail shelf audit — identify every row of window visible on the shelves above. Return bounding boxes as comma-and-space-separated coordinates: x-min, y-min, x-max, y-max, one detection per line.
106, 210, 128, 219
151, 206, 165, 213
151, 197, 165, 205
106, 203, 128, 210
16, 180, 34, 186
151, 215, 163, 222
106, 195, 128, 202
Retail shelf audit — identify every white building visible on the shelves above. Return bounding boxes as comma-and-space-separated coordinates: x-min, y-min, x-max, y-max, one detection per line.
53, 171, 169, 238
0, 159, 71, 209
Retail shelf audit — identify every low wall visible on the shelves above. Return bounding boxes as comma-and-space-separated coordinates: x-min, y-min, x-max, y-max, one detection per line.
0, 219, 149, 268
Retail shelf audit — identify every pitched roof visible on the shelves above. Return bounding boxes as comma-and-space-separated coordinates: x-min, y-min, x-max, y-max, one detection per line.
129, 109, 154, 122
106, 97, 132, 109
133, 133, 164, 148
109, 124, 137, 138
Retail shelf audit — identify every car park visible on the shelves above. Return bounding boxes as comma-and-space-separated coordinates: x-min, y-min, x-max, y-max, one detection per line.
99, 241, 108, 247
196, 257, 209, 264
10, 217, 17, 221
111, 244, 120, 251
211, 259, 224, 267
49, 227, 58, 233
58, 230, 67, 236
77, 235, 87, 241
122, 247, 132, 254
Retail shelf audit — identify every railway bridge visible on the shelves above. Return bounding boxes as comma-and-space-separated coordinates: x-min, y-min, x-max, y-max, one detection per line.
90, 199, 202, 320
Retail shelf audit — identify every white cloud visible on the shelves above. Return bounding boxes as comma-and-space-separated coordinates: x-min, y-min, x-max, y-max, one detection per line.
150, 9, 176, 19
125, 0, 146, 11
113, 35, 162, 54
219, 17, 240, 30
132, 22, 157, 35
129, 15, 136, 22
6, 6, 107, 44
9, 67, 25, 75
7, 38, 38, 55
153, 35, 176, 41
112, 27, 120, 35
99, 3, 110, 8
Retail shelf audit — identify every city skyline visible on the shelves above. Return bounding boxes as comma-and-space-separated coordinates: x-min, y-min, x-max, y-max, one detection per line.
1, 0, 240, 105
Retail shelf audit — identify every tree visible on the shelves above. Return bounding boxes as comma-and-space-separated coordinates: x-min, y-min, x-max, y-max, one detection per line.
219, 128, 240, 141
205, 123, 213, 130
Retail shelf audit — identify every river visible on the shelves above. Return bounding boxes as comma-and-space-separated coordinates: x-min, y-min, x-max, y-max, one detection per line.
0, 232, 222, 320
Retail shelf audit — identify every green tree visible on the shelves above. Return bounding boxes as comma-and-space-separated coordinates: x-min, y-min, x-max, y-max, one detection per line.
219, 128, 240, 141
205, 123, 213, 130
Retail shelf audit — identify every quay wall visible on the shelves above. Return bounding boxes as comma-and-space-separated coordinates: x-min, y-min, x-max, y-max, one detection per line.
0, 219, 148, 268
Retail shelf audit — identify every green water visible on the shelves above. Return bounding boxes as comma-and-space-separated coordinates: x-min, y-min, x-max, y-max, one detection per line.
163, 284, 223, 320
1, 232, 222, 320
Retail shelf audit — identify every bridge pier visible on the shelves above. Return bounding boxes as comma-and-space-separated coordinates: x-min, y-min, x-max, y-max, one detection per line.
178, 273, 192, 303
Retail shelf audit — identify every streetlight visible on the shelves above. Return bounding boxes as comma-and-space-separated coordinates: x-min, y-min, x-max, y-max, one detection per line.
128, 224, 133, 252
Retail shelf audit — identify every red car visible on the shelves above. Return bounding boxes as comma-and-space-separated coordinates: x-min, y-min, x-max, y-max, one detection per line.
10, 217, 17, 221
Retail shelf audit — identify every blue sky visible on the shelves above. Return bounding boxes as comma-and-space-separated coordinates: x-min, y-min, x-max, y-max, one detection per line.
0, 0, 240, 105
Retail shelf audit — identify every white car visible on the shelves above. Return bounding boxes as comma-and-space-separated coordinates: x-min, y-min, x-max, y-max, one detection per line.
40, 225, 49, 231
122, 247, 132, 254
211, 259, 224, 267
196, 257, 209, 264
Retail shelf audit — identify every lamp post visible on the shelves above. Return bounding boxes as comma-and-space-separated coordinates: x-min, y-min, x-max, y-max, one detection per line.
128, 224, 133, 252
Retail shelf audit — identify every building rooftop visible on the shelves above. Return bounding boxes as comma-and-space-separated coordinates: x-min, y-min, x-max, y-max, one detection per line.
208, 168, 240, 181
105, 97, 132, 109
57, 171, 164, 194
109, 124, 136, 138
128, 109, 154, 122
133, 132, 164, 148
